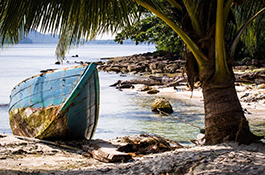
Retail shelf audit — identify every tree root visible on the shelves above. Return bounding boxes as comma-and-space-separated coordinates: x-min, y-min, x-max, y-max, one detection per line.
236, 118, 264, 145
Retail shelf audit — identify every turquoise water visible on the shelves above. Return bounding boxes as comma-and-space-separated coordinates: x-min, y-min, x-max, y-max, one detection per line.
0, 43, 204, 143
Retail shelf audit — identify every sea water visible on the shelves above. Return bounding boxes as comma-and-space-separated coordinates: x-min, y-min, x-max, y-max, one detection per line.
0, 43, 204, 143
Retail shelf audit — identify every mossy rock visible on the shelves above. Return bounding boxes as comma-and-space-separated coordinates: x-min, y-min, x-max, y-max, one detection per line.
151, 97, 173, 114
147, 89, 160, 94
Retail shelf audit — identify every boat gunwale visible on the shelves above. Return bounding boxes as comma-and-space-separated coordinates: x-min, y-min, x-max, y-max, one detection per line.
10, 63, 90, 93
60, 63, 98, 112
9, 63, 100, 140
36, 63, 99, 139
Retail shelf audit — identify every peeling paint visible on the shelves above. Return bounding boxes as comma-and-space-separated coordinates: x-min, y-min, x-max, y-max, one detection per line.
9, 63, 99, 140
9, 106, 67, 139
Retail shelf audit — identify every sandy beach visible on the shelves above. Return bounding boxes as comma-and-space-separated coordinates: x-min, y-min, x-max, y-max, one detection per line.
1, 81, 265, 174
1, 133, 265, 174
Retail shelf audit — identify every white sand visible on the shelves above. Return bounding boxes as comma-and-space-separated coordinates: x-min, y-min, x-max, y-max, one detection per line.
1, 134, 264, 174
1, 84, 264, 174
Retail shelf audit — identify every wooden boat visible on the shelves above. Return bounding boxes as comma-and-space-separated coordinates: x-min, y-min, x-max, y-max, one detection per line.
9, 63, 99, 140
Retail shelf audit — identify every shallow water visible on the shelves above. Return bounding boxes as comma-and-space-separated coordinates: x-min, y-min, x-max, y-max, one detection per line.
95, 72, 204, 143
0, 43, 204, 143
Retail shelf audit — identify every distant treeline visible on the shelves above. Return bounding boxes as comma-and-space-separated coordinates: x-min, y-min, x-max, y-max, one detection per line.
19, 30, 137, 45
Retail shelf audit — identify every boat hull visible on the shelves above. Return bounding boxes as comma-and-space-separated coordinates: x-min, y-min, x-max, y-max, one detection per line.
9, 63, 99, 140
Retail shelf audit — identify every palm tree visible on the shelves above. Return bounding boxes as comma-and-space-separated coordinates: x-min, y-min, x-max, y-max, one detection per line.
0, 0, 264, 144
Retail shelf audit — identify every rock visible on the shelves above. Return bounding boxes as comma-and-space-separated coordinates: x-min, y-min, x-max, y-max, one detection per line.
99, 51, 185, 74
254, 78, 265, 84
151, 97, 173, 114
72, 54, 79, 57
110, 80, 122, 87
127, 65, 145, 73
116, 84, 135, 89
149, 62, 158, 71
257, 83, 265, 89
75, 61, 84, 64
109, 66, 122, 73
120, 67, 129, 73
256, 93, 265, 100
164, 64, 179, 73
147, 89, 160, 94
251, 59, 260, 66
235, 71, 265, 84
94, 61, 104, 65
151, 69, 163, 74
138, 85, 153, 92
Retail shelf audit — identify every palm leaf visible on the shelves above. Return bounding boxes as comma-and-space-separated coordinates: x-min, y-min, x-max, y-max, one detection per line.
183, 0, 202, 34
229, 6, 265, 58
0, 0, 141, 60
231, 0, 265, 57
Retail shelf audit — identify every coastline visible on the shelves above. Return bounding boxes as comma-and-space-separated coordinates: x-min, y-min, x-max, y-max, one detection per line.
1, 50, 265, 174
1, 83, 265, 174
121, 83, 265, 138
1, 133, 264, 174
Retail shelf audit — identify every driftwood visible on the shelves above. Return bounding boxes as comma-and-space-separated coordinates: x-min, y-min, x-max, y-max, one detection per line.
110, 75, 188, 89
110, 79, 163, 87
80, 134, 184, 162
13, 134, 184, 163
116, 134, 183, 157
82, 140, 132, 163
235, 71, 265, 84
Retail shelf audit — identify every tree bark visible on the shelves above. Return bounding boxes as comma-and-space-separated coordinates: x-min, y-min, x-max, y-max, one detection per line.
203, 83, 262, 145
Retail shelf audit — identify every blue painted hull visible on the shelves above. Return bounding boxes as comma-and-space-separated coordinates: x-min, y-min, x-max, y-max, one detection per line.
9, 63, 99, 140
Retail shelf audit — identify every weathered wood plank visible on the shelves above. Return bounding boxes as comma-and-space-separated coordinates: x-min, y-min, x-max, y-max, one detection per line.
82, 140, 132, 163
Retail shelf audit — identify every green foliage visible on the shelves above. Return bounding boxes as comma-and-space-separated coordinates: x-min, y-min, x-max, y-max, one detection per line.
0, 0, 141, 60
233, 41, 251, 61
0, 0, 264, 62
231, 0, 265, 58
114, 15, 183, 54
254, 33, 265, 60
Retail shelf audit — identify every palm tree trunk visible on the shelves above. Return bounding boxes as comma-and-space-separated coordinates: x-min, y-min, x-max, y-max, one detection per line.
203, 82, 262, 145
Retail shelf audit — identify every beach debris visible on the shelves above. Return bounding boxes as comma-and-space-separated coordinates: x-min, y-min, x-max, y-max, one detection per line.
240, 93, 249, 99
116, 83, 135, 90
235, 70, 265, 84
244, 108, 252, 114
82, 140, 132, 163
40, 68, 57, 73
115, 134, 183, 157
257, 83, 265, 89
190, 133, 206, 145
110, 80, 122, 87
151, 97, 173, 114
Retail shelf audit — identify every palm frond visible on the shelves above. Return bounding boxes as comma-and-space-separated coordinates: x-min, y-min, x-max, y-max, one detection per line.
229, 6, 265, 58
232, 0, 265, 56
0, 0, 141, 60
